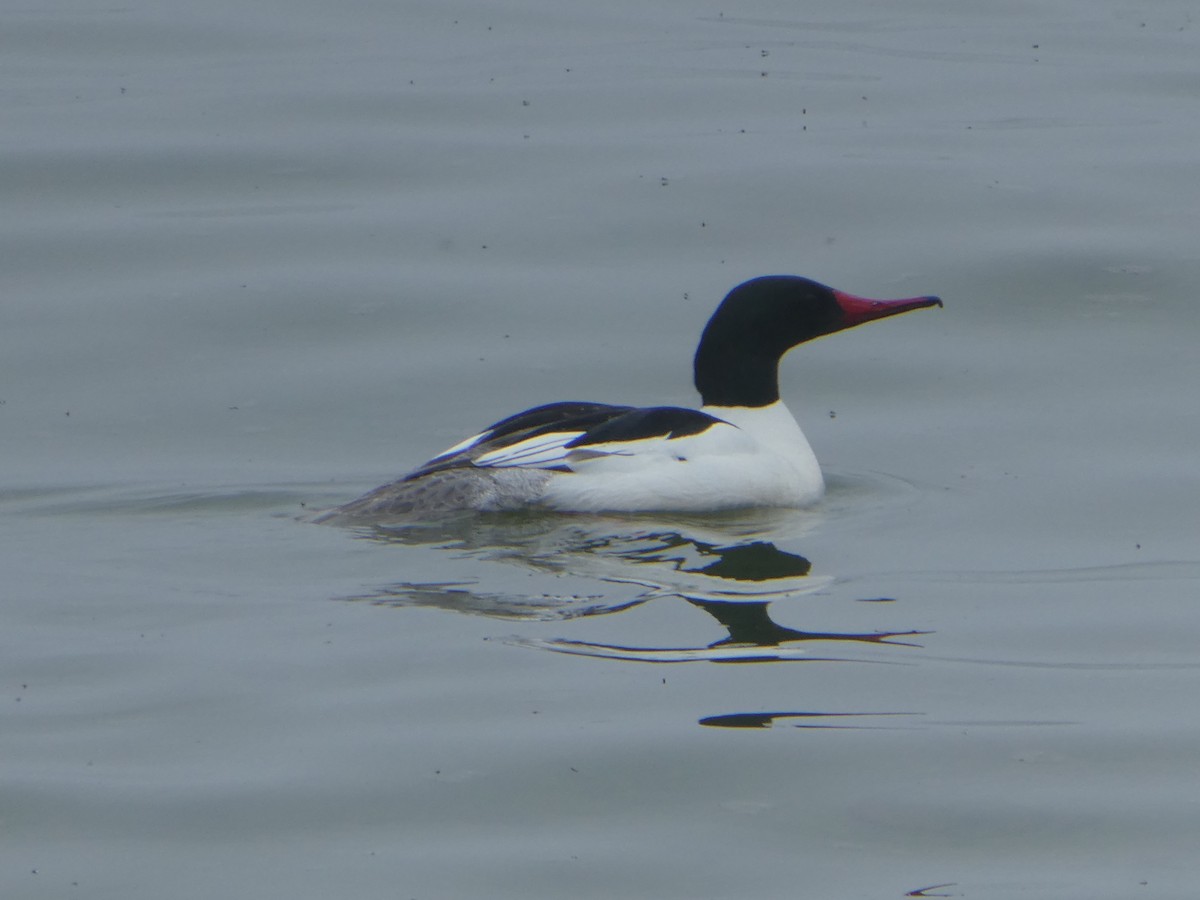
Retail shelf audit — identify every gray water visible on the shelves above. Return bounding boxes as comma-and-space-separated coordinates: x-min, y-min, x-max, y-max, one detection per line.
5, 2, 1200, 897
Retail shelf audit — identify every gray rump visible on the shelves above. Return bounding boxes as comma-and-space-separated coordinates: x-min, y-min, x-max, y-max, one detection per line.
312, 467, 553, 524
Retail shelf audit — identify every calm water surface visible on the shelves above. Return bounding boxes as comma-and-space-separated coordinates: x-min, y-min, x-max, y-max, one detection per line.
4, 2, 1199, 898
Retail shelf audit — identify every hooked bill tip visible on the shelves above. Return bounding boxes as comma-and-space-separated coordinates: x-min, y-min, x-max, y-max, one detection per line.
832, 288, 944, 328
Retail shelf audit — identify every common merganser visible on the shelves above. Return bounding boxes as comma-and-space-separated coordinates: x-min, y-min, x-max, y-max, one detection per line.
316, 275, 941, 522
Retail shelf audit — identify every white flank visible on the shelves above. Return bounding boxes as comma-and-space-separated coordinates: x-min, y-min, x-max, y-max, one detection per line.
537, 404, 825, 512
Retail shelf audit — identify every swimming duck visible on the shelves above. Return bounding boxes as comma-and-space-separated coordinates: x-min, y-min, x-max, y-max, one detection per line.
316, 275, 941, 521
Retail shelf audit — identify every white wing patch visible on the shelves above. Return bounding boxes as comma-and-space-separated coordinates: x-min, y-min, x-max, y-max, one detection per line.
562, 423, 748, 470
473, 420, 745, 472
473, 431, 588, 469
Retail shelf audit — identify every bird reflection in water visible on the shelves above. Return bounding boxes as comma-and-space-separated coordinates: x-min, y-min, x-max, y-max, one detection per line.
335, 510, 928, 729
698, 710, 917, 729
337, 510, 927, 662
